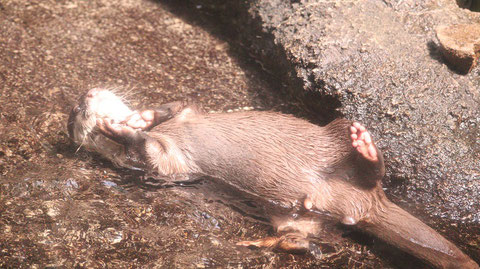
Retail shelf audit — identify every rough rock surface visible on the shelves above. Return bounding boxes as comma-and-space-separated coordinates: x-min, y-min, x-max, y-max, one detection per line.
0, 0, 479, 268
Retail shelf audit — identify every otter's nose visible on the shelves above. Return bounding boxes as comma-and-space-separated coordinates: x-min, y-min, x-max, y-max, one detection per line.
86, 88, 100, 98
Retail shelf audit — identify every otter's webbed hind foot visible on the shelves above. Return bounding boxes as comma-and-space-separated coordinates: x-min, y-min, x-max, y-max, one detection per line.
349, 122, 385, 184
350, 122, 378, 162
237, 216, 322, 253
237, 232, 310, 253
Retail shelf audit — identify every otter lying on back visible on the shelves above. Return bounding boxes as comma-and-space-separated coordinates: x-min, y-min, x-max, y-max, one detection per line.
68, 88, 478, 269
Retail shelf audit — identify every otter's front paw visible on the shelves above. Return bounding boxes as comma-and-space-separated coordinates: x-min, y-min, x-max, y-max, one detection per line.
97, 118, 139, 145
123, 110, 156, 130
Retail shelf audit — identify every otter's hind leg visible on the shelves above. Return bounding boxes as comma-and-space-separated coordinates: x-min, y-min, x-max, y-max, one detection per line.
349, 122, 385, 186
237, 233, 310, 253
237, 216, 320, 253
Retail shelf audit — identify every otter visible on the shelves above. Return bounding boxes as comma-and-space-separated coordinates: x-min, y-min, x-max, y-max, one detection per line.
68, 88, 478, 269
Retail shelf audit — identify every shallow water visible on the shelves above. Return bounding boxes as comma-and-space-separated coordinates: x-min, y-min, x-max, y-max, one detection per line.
0, 0, 478, 268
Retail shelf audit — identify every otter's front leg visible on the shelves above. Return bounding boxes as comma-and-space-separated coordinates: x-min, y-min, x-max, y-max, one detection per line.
123, 101, 194, 131
96, 117, 147, 145
96, 118, 154, 169
97, 117, 193, 176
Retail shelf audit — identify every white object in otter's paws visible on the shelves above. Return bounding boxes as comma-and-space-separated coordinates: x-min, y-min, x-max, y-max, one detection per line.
87, 88, 132, 123
68, 88, 134, 167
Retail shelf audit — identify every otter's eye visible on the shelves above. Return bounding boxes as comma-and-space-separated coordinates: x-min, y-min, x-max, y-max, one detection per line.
73, 106, 81, 114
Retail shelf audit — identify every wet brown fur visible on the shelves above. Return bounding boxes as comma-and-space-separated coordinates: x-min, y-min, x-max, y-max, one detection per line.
146, 112, 380, 218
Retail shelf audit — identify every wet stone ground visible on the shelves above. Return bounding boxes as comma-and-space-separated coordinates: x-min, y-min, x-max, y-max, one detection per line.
0, 0, 477, 268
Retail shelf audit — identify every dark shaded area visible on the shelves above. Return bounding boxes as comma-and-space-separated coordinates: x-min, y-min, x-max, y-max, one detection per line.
427, 40, 474, 75
457, 0, 480, 12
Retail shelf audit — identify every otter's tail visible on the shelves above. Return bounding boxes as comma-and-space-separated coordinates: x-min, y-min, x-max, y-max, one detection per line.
361, 199, 478, 269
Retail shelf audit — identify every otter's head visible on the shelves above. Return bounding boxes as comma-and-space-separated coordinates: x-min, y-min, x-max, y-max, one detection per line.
67, 88, 134, 165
